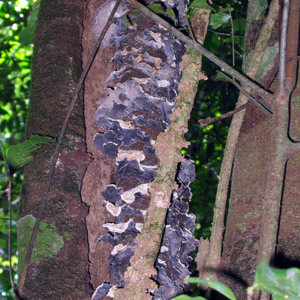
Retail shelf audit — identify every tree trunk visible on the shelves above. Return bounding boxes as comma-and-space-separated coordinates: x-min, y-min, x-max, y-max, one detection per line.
19, 0, 200, 299
18, 0, 91, 299
218, 0, 300, 299
82, 1, 201, 299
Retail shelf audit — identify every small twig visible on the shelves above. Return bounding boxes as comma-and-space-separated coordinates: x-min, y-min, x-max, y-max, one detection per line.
229, 11, 235, 67
187, 16, 197, 43
17, 0, 123, 296
198, 67, 275, 126
208, 28, 244, 38
127, 0, 272, 102
217, 71, 273, 116
199, 103, 248, 126
182, 0, 197, 43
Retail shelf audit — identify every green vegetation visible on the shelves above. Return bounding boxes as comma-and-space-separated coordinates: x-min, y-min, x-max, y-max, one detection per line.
174, 262, 300, 300
17, 215, 64, 274
186, 0, 247, 238
0, 0, 35, 298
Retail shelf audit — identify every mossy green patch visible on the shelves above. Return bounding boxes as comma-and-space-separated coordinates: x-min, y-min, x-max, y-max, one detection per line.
255, 43, 279, 81
64, 231, 72, 241
149, 221, 160, 230
187, 47, 200, 61
17, 215, 64, 274
243, 211, 260, 220
236, 222, 246, 233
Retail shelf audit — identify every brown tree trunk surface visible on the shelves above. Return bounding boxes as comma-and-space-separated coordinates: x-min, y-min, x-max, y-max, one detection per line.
81, 0, 117, 291
19, 0, 91, 299
219, 1, 300, 299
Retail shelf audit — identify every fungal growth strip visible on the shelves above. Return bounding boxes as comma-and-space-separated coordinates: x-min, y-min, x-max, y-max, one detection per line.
89, 1, 196, 299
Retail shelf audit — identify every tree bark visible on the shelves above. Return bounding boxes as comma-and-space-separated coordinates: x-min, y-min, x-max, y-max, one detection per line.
18, 0, 91, 299
82, 1, 200, 299
81, 0, 117, 290
218, 0, 300, 299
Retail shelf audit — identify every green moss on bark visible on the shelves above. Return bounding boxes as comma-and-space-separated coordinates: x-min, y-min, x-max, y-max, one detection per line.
18, 215, 64, 274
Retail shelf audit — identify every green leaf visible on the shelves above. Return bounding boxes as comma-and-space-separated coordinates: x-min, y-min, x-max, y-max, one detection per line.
219, 7, 234, 13
123, 15, 131, 26
129, 8, 140, 13
234, 18, 246, 34
0, 141, 6, 162
255, 262, 300, 300
259, 0, 267, 7
210, 12, 231, 29
19, 22, 36, 44
185, 278, 236, 300
19, 23, 37, 45
173, 295, 207, 300
189, 0, 216, 12
6, 135, 55, 171
207, 279, 237, 300
19, 0, 40, 44
148, 3, 165, 14
147, 3, 177, 24
165, 9, 177, 24
186, 278, 208, 285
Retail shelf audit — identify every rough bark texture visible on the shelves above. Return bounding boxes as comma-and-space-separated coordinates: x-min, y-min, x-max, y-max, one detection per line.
276, 0, 300, 270
218, 0, 300, 299
81, 1, 199, 299
81, 0, 117, 291
19, 0, 91, 299
217, 0, 280, 298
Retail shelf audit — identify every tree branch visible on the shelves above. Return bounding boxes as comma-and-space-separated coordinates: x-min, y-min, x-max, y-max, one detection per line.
198, 69, 273, 128
199, 103, 248, 127
17, 0, 123, 296
127, 0, 272, 102
217, 71, 273, 116
229, 11, 235, 67
285, 0, 299, 90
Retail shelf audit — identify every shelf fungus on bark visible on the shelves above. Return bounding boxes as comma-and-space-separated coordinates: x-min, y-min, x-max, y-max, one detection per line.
91, 1, 196, 299
152, 159, 198, 300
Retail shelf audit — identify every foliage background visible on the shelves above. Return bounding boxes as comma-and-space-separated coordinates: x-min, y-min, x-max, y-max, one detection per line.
0, 0, 247, 298
0, 0, 33, 298
186, 0, 247, 239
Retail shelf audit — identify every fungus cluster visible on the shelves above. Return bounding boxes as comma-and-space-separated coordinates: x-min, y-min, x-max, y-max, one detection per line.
91, 1, 196, 299
152, 159, 197, 299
